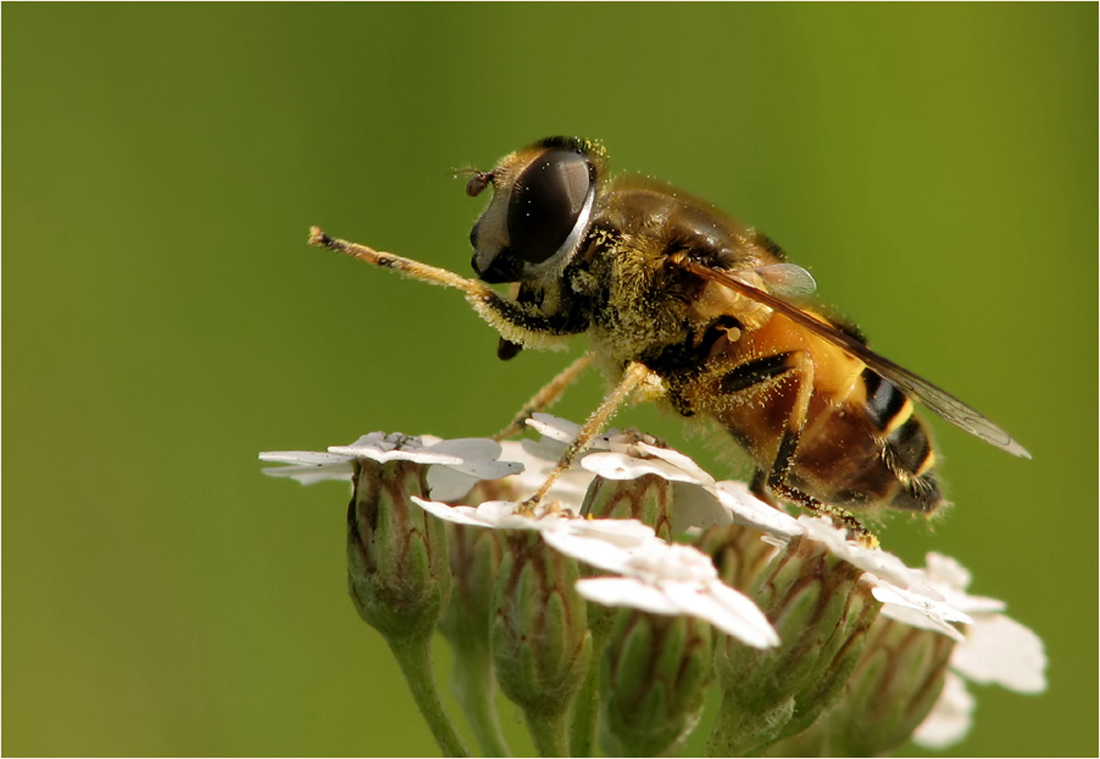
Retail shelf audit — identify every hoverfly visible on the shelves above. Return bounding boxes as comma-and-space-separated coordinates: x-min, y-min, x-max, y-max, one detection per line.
311, 137, 1029, 535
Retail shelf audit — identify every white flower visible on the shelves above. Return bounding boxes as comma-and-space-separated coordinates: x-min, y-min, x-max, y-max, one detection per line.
950, 612, 1047, 693
411, 495, 578, 531
865, 576, 970, 642
260, 433, 523, 502
911, 552, 1047, 749
497, 439, 596, 515
921, 552, 1047, 691
709, 485, 976, 641
581, 441, 715, 490
524, 413, 729, 532
714, 480, 801, 541
258, 450, 358, 485
409, 493, 778, 649
541, 522, 777, 649
574, 539, 779, 649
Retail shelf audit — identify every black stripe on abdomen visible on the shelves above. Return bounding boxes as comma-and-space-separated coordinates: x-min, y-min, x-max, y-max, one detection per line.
885, 416, 934, 477
861, 368, 909, 431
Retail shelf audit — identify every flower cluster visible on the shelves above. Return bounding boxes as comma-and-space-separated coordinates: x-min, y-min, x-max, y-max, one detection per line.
260, 414, 1045, 757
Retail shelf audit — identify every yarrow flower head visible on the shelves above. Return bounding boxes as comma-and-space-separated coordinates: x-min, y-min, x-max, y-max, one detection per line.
260, 415, 1045, 757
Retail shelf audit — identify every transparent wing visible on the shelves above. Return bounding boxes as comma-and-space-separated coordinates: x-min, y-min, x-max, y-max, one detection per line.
752, 263, 817, 302
680, 259, 1031, 458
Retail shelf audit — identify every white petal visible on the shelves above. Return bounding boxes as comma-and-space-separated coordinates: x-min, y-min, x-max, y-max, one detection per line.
259, 462, 356, 485
426, 467, 483, 503
258, 451, 357, 484
951, 614, 1048, 693
541, 529, 638, 574
259, 450, 354, 466
560, 516, 658, 546
427, 438, 524, 480
428, 437, 501, 460
669, 580, 780, 648
576, 577, 681, 615
520, 436, 570, 465
500, 441, 594, 512
671, 482, 732, 534
912, 672, 975, 749
471, 500, 565, 530
542, 518, 664, 573
412, 497, 584, 533
633, 441, 714, 483
328, 443, 461, 466
800, 516, 921, 588
579, 450, 704, 485
946, 591, 1007, 617
576, 577, 779, 649
715, 481, 801, 541
526, 413, 582, 443
868, 576, 970, 642
411, 497, 493, 527
924, 551, 973, 591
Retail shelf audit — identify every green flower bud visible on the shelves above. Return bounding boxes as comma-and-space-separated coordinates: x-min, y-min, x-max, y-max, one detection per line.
768, 614, 955, 756
437, 478, 512, 647
438, 523, 503, 647
709, 534, 879, 755
695, 523, 779, 594
581, 471, 674, 539
346, 458, 451, 642
491, 530, 593, 754
437, 519, 509, 757
600, 607, 714, 757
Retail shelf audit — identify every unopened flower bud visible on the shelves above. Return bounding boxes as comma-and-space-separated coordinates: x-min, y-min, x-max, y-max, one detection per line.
437, 519, 509, 757
600, 607, 714, 757
437, 477, 512, 649
491, 530, 593, 752
581, 471, 674, 536
767, 613, 955, 756
709, 534, 878, 755
347, 458, 451, 642
695, 523, 779, 594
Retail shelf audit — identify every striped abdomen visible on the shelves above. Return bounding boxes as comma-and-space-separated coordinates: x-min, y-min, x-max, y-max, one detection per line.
791, 367, 944, 513
675, 307, 946, 514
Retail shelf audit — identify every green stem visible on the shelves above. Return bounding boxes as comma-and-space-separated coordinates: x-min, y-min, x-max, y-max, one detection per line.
568, 639, 603, 757
451, 643, 511, 756
525, 707, 571, 757
388, 635, 470, 757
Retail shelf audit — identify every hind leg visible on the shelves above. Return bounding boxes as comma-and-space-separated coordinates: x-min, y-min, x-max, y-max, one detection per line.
727, 351, 875, 544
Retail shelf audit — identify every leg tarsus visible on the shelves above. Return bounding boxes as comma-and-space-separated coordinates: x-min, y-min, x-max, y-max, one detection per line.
525, 361, 650, 506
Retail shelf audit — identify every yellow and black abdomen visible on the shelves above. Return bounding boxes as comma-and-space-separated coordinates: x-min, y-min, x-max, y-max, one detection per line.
674, 309, 945, 515
794, 365, 944, 513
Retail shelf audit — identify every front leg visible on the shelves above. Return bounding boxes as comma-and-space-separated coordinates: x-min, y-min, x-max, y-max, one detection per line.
309, 227, 588, 350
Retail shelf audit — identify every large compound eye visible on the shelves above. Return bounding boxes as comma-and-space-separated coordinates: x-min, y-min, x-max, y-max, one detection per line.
506, 149, 595, 264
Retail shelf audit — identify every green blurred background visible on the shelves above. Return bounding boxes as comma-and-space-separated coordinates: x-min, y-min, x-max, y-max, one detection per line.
4, 4, 1095, 756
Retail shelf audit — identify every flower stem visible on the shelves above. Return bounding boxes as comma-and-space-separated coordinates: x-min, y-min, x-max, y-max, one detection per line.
387, 634, 470, 757
450, 643, 511, 756
569, 661, 600, 757
525, 707, 571, 757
